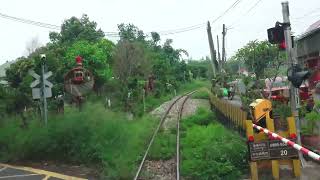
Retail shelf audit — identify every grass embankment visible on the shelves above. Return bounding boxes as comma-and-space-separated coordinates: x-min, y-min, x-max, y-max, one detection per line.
148, 88, 248, 180
143, 80, 210, 113
148, 106, 248, 179
180, 108, 248, 180
148, 86, 211, 160
0, 102, 157, 179
191, 87, 210, 99
0, 80, 211, 179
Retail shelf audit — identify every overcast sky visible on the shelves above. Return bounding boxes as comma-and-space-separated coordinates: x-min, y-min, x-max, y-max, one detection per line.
0, 0, 319, 65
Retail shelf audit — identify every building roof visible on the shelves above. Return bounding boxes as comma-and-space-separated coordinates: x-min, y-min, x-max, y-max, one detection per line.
297, 19, 320, 40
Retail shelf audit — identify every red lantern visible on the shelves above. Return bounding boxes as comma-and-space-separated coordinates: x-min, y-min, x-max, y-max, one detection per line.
76, 56, 83, 66
72, 56, 84, 84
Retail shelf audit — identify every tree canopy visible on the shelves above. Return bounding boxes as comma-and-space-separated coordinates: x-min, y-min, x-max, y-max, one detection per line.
1, 14, 207, 119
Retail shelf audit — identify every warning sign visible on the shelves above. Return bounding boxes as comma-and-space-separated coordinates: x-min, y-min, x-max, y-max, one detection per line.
248, 140, 298, 161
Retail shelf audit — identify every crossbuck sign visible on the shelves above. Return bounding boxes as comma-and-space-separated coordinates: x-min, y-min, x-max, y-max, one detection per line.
29, 70, 53, 99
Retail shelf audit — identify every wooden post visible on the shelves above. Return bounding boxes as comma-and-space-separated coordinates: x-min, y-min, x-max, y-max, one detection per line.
288, 116, 301, 177
246, 120, 258, 180
266, 112, 279, 180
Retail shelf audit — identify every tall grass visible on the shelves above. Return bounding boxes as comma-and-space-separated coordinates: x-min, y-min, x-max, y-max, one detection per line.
0, 102, 157, 179
0, 80, 211, 179
180, 108, 248, 180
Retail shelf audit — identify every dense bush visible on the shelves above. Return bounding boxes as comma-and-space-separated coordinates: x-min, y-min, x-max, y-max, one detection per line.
0, 102, 157, 179
181, 108, 248, 180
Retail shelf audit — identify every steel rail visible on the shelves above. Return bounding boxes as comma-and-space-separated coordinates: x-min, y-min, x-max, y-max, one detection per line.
176, 91, 196, 180
134, 91, 196, 180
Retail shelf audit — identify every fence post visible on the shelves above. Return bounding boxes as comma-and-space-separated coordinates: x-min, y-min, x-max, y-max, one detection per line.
287, 116, 301, 177
266, 112, 279, 180
246, 120, 258, 180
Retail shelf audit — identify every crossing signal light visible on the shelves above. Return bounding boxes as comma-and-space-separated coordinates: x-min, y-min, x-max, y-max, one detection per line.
278, 41, 286, 50
267, 25, 284, 44
288, 65, 311, 88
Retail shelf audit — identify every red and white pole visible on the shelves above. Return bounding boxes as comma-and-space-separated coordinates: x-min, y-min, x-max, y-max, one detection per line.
252, 124, 320, 161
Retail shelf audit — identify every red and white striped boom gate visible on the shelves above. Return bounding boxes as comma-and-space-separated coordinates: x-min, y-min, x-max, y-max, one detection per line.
253, 124, 320, 161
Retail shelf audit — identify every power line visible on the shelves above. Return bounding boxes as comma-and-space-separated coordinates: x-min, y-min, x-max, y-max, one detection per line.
211, 0, 242, 24
228, 0, 263, 29
292, 7, 320, 20
0, 0, 244, 37
156, 0, 243, 36
0, 12, 60, 30
0, 12, 120, 37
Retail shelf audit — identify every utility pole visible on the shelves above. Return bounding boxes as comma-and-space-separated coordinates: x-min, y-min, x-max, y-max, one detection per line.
222, 24, 226, 63
207, 21, 216, 77
281, 1, 304, 164
217, 35, 221, 70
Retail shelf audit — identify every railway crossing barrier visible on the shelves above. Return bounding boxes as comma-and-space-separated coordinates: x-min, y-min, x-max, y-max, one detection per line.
252, 123, 320, 161
246, 117, 300, 179
209, 94, 306, 179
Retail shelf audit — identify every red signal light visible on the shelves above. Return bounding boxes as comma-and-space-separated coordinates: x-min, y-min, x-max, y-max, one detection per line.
279, 41, 286, 50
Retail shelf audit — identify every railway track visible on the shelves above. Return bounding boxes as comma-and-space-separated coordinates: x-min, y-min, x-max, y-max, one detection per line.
134, 91, 196, 180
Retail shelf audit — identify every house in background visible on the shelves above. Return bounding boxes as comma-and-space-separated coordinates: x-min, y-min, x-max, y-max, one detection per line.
0, 61, 12, 86
296, 19, 320, 91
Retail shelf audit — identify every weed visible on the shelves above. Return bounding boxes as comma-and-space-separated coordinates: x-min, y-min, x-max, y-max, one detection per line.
0, 102, 157, 179
180, 108, 248, 180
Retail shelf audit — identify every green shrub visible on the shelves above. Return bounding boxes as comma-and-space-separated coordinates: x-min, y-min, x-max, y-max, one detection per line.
182, 108, 215, 128
191, 90, 209, 99
302, 101, 320, 135
180, 109, 248, 180
0, 102, 157, 179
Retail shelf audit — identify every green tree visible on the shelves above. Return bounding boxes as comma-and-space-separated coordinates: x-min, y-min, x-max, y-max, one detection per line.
187, 59, 210, 79
65, 39, 115, 91
233, 40, 279, 80
117, 23, 145, 42
113, 41, 151, 87
49, 14, 104, 45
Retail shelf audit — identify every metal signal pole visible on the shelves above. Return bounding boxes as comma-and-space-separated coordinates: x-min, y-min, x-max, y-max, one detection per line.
281, 1, 304, 164
207, 21, 217, 77
41, 55, 48, 125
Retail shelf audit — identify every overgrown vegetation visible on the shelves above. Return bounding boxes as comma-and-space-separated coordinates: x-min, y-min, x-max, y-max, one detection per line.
219, 40, 287, 111
302, 101, 320, 135
180, 108, 248, 180
148, 131, 176, 160
0, 14, 211, 121
0, 102, 158, 179
191, 88, 210, 99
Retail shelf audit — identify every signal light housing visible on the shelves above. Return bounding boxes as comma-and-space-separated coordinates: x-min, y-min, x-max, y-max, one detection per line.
288, 65, 311, 88
268, 26, 285, 44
